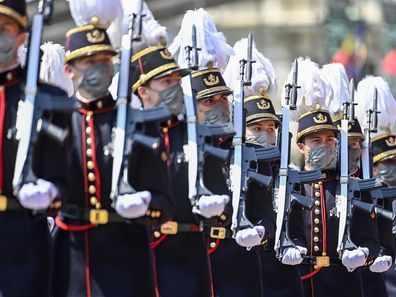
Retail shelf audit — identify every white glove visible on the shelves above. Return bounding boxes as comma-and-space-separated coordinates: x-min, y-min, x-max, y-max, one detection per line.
369, 255, 393, 273
281, 245, 307, 265
235, 226, 265, 249
193, 195, 230, 219
342, 247, 369, 272
47, 216, 55, 233
115, 191, 151, 219
18, 179, 58, 210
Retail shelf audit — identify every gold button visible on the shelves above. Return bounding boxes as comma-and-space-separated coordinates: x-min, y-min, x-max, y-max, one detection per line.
220, 214, 227, 221
314, 184, 320, 189
154, 231, 161, 238
161, 152, 168, 162
314, 227, 320, 233
314, 236, 319, 242
90, 196, 97, 205
88, 173, 96, 182
95, 202, 101, 209
86, 149, 92, 157
86, 127, 92, 134
87, 161, 94, 169
314, 218, 320, 224
87, 138, 93, 145
89, 185, 96, 194
314, 192, 320, 198
146, 210, 151, 216
318, 181, 323, 185
315, 200, 320, 206
162, 127, 168, 133
314, 246, 320, 252
86, 115, 91, 122
314, 209, 320, 215
210, 242, 216, 249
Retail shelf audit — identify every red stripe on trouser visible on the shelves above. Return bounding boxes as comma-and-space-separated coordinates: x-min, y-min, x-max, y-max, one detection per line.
0, 87, 5, 191
84, 231, 92, 297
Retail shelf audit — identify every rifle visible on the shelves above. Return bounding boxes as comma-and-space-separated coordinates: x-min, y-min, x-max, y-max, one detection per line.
12, 0, 77, 194
352, 84, 395, 221
336, 100, 384, 258
110, 0, 170, 202
274, 59, 324, 259
182, 25, 235, 210
230, 33, 280, 237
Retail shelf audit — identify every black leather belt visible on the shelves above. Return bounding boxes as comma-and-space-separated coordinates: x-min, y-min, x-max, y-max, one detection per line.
303, 255, 342, 267
0, 195, 24, 212
153, 221, 203, 235
60, 205, 127, 225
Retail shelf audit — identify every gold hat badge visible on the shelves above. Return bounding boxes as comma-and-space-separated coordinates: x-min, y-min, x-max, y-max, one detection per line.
160, 48, 173, 60
386, 136, 396, 147
86, 29, 105, 43
313, 113, 328, 124
256, 99, 270, 110
204, 74, 219, 86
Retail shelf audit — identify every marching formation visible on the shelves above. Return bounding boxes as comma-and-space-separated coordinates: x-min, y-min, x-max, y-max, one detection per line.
0, 0, 395, 297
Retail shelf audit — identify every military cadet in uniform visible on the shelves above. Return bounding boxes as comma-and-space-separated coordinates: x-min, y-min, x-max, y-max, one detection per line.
371, 132, 396, 297
295, 108, 379, 297
131, 46, 231, 296
0, 1, 68, 296
332, 115, 391, 296
51, 20, 173, 297
244, 94, 305, 297
190, 68, 275, 297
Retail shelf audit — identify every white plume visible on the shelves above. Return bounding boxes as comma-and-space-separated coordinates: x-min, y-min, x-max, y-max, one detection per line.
39, 42, 74, 97
168, 8, 234, 71
223, 38, 277, 98
107, 0, 168, 49
281, 57, 328, 121
355, 76, 396, 130
320, 63, 350, 117
69, 0, 122, 27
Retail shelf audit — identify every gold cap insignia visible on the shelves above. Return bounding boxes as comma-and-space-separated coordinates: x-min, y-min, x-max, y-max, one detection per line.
204, 74, 220, 86
256, 99, 270, 110
337, 124, 352, 130
313, 113, 328, 124
160, 48, 173, 60
86, 29, 105, 43
386, 136, 396, 147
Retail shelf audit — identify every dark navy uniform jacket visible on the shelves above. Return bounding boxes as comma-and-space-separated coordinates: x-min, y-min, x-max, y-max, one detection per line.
297, 170, 379, 297
260, 161, 305, 297
0, 66, 67, 297
209, 142, 276, 297
384, 201, 396, 296
154, 119, 233, 297
52, 94, 173, 297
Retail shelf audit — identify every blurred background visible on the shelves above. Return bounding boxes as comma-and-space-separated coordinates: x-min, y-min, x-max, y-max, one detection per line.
29, 0, 396, 103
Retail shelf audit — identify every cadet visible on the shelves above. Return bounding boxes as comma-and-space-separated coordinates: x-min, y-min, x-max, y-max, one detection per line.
51, 20, 173, 297
131, 45, 231, 296
0, 1, 68, 296
296, 108, 379, 297
371, 132, 396, 297
244, 94, 305, 297
197, 68, 275, 297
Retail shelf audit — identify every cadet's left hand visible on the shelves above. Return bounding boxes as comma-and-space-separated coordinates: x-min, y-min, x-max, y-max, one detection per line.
18, 179, 58, 210
342, 247, 369, 272
115, 191, 151, 219
369, 255, 393, 273
235, 226, 265, 249
193, 194, 230, 218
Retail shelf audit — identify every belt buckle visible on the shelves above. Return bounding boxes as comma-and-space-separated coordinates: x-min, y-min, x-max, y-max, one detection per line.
160, 221, 178, 235
315, 256, 330, 268
210, 227, 226, 239
0, 195, 7, 212
89, 209, 108, 224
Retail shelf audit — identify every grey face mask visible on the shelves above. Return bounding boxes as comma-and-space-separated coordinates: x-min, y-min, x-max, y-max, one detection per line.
0, 33, 17, 67
246, 132, 276, 147
348, 148, 361, 173
376, 162, 396, 186
77, 63, 114, 99
156, 84, 184, 116
201, 103, 230, 125
306, 146, 337, 170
